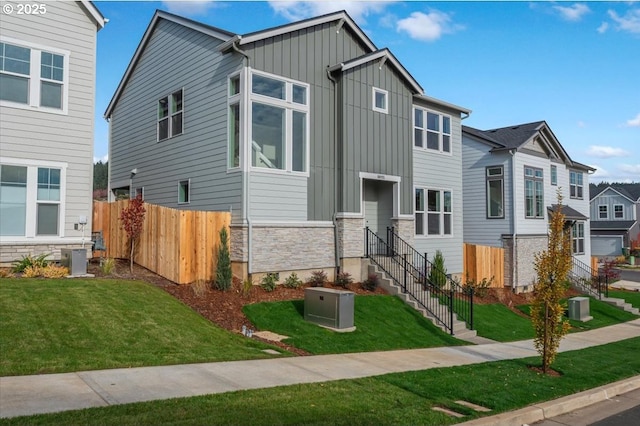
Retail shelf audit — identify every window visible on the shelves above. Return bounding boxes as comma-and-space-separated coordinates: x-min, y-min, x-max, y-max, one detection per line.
178, 180, 190, 204
228, 73, 241, 169
570, 170, 583, 199
372, 87, 388, 114
134, 187, 144, 200
572, 222, 585, 254
414, 108, 451, 153
0, 40, 68, 112
524, 166, 544, 218
415, 188, 452, 236
550, 165, 557, 186
0, 162, 64, 238
599, 205, 608, 219
486, 166, 504, 218
158, 89, 183, 141
250, 71, 309, 173
614, 204, 624, 219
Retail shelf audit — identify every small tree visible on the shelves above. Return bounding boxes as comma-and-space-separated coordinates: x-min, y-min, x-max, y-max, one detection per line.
214, 226, 232, 291
429, 250, 448, 288
530, 192, 572, 374
119, 196, 146, 273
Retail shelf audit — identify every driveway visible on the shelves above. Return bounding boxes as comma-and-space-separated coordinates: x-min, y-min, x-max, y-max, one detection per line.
614, 267, 640, 283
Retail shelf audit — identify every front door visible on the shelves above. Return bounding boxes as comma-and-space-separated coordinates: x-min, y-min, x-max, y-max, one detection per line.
363, 179, 393, 238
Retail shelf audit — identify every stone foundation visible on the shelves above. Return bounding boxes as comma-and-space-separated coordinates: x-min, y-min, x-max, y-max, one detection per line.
502, 234, 548, 292
0, 242, 90, 266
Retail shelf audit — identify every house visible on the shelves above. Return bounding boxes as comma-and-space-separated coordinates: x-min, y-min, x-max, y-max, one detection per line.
589, 183, 640, 257
462, 121, 595, 292
104, 10, 470, 282
0, 1, 105, 265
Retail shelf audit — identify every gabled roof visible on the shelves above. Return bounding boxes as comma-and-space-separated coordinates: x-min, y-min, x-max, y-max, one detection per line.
80, 1, 106, 29
591, 220, 637, 231
590, 183, 640, 202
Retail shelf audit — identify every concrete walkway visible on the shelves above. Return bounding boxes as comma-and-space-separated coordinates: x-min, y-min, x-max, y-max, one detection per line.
1, 319, 639, 420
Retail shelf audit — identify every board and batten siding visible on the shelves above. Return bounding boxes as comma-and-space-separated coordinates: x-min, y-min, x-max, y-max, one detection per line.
109, 19, 243, 220
0, 0, 97, 240
242, 22, 371, 221
413, 104, 464, 273
590, 190, 635, 221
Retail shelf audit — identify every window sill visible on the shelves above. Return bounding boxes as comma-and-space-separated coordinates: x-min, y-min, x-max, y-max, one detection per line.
0, 100, 68, 116
415, 234, 454, 239
413, 147, 453, 156
250, 167, 309, 178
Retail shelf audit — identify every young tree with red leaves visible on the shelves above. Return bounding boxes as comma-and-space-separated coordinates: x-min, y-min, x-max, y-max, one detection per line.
119, 196, 146, 273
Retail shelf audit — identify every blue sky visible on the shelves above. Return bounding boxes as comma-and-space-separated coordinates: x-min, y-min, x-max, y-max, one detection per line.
93, 1, 640, 183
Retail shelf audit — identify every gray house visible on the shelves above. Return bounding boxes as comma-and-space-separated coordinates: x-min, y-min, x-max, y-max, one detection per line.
589, 183, 640, 257
0, 1, 105, 265
462, 121, 594, 291
104, 10, 470, 282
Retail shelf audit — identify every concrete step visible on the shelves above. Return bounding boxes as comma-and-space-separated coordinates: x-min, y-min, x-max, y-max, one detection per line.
600, 297, 640, 315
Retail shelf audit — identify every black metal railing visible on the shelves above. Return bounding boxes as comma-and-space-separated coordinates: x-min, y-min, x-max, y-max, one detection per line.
364, 226, 473, 335
567, 257, 608, 299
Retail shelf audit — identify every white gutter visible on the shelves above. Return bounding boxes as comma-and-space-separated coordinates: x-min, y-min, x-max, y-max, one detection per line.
327, 68, 340, 273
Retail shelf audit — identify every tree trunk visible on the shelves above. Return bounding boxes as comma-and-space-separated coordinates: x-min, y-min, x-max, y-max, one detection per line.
129, 239, 134, 274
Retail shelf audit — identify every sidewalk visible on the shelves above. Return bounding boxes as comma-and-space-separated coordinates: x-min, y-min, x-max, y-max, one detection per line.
1, 319, 640, 420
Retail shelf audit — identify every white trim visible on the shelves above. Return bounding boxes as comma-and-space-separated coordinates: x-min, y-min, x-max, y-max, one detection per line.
613, 204, 625, 219
335, 212, 364, 219
393, 214, 415, 220
412, 107, 453, 155
598, 204, 609, 220
590, 186, 635, 203
0, 238, 89, 246
358, 171, 401, 182
178, 179, 190, 204
414, 186, 454, 238
251, 221, 334, 228
79, 0, 106, 29
372, 87, 388, 114
413, 94, 471, 114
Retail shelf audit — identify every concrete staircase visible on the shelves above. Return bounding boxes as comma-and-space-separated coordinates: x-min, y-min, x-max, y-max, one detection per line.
367, 262, 478, 341
600, 296, 640, 315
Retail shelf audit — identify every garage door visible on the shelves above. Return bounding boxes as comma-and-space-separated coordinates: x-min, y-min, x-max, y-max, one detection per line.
591, 236, 623, 256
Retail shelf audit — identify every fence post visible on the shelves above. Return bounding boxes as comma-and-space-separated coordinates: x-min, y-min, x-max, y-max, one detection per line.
449, 289, 454, 335
423, 252, 428, 289
403, 254, 408, 293
365, 227, 369, 258
469, 287, 474, 330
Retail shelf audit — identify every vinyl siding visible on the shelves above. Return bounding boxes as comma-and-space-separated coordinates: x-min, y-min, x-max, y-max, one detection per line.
249, 173, 307, 221
109, 19, 243, 220
0, 0, 97, 240
590, 190, 635, 221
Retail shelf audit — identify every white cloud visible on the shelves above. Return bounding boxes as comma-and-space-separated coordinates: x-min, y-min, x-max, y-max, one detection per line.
396, 10, 463, 42
577, 120, 586, 128
161, 1, 218, 16
553, 3, 591, 21
626, 112, 640, 127
619, 164, 640, 175
268, 1, 394, 25
608, 8, 640, 34
590, 164, 610, 181
587, 145, 630, 158
93, 154, 108, 164
597, 22, 609, 34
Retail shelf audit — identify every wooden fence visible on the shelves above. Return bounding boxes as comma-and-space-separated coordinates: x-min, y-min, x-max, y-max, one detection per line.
92, 200, 231, 284
463, 243, 504, 287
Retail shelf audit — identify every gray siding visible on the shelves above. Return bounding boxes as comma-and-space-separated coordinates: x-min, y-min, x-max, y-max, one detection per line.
249, 174, 307, 221
590, 190, 635, 221
0, 1, 97, 245
109, 19, 243, 219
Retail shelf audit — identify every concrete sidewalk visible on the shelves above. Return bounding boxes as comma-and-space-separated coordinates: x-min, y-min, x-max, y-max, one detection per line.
1, 319, 639, 420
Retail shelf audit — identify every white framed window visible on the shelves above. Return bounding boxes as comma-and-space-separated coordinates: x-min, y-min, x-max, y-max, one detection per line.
572, 222, 585, 254
486, 166, 504, 219
415, 188, 452, 237
134, 187, 144, 200
550, 165, 557, 186
228, 72, 241, 169
249, 70, 309, 174
372, 87, 388, 114
614, 204, 624, 219
178, 179, 190, 204
524, 166, 544, 218
0, 38, 69, 114
413, 108, 452, 154
0, 159, 66, 239
158, 89, 183, 141
569, 170, 583, 199
599, 205, 608, 219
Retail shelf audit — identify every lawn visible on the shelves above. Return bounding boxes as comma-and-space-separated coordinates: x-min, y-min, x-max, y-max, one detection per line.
3, 336, 639, 426
608, 290, 640, 309
243, 295, 467, 354
472, 303, 535, 341
0, 279, 284, 376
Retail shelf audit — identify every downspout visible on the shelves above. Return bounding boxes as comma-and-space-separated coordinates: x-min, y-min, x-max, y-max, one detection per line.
509, 149, 517, 291
327, 68, 340, 274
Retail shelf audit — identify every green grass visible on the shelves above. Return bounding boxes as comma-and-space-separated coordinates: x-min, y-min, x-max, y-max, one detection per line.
472, 303, 535, 341
243, 295, 467, 354
0, 279, 284, 376
608, 290, 640, 309
3, 337, 639, 426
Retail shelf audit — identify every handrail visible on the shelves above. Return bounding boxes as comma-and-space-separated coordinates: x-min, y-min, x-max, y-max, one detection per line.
567, 256, 608, 300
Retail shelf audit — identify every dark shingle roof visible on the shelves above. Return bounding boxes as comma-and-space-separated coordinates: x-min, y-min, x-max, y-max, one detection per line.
547, 205, 588, 221
590, 183, 640, 202
481, 121, 546, 149
590, 220, 637, 231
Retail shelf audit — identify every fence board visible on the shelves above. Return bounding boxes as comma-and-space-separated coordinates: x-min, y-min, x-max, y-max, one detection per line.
92, 201, 230, 284
463, 243, 504, 287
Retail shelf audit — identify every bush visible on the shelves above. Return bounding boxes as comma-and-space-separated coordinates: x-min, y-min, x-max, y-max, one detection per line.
335, 272, 353, 289
191, 279, 208, 297
100, 258, 115, 275
214, 227, 232, 291
308, 270, 327, 287
463, 275, 493, 298
0, 268, 13, 278
12, 253, 50, 273
242, 276, 253, 298
42, 264, 69, 278
362, 273, 380, 291
283, 272, 303, 289
428, 250, 448, 288
260, 273, 278, 292
22, 266, 43, 278
602, 259, 620, 282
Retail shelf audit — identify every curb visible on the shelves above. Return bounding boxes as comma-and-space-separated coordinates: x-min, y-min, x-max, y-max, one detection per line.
457, 375, 640, 425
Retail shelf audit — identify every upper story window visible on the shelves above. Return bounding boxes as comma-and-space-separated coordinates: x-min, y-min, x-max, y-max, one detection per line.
0, 39, 68, 113
250, 70, 309, 174
569, 170, 583, 199
486, 166, 504, 219
372, 87, 388, 114
414, 108, 451, 154
228, 73, 241, 169
158, 89, 183, 141
524, 166, 544, 218
415, 188, 452, 236
550, 165, 557, 186
598, 205, 608, 219
614, 204, 624, 219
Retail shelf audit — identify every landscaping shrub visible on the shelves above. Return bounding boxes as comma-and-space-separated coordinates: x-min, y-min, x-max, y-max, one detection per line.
283, 272, 303, 289
191, 279, 208, 297
214, 226, 232, 291
362, 273, 380, 291
242, 276, 253, 298
99, 258, 115, 275
335, 271, 353, 288
428, 250, 447, 288
260, 273, 278, 292
602, 259, 620, 282
463, 275, 494, 298
119, 195, 146, 273
42, 264, 69, 278
22, 266, 43, 278
308, 270, 327, 287
12, 253, 50, 273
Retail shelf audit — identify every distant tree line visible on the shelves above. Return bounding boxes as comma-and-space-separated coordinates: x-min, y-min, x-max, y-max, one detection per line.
94, 161, 108, 190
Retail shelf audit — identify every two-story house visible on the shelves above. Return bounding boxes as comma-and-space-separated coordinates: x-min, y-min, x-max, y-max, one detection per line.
104, 10, 470, 282
0, 1, 105, 265
462, 121, 594, 292
589, 183, 640, 257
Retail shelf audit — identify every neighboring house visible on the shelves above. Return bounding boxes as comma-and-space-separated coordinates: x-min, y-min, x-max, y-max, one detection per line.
104, 10, 470, 282
0, 1, 105, 264
589, 183, 640, 257
462, 121, 594, 292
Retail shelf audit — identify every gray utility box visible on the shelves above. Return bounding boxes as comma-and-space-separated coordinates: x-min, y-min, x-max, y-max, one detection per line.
304, 287, 354, 330
568, 296, 592, 322
60, 249, 87, 276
